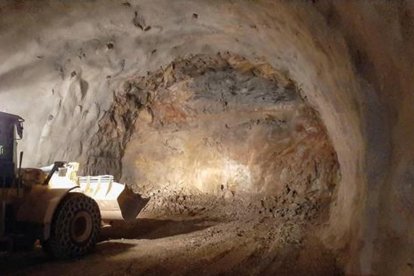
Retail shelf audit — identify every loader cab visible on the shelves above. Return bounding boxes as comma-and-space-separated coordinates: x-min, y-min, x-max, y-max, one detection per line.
0, 111, 24, 188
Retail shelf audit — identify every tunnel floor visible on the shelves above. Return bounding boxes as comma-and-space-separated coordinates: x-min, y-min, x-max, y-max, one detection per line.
3, 180, 341, 275
2, 211, 341, 276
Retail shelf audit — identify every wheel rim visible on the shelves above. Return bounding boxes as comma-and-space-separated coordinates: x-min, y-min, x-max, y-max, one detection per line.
70, 211, 93, 244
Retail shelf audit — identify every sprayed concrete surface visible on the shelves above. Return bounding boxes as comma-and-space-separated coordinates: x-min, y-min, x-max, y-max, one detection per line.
1, 0, 414, 275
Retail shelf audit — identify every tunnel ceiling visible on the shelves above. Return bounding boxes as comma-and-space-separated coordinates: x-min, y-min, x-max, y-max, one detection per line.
1, 1, 414, 275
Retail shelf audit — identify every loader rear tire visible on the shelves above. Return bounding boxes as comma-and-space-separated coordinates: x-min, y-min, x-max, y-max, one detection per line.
42, 193, 101, 259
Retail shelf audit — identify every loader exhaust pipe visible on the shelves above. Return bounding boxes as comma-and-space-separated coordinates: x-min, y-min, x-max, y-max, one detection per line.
17, 151, 23, 196
43, 161, 65, 185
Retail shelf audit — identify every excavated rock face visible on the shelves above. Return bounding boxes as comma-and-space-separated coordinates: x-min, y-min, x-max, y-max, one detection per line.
86, 54, 339, 206
2, 1, 414, 275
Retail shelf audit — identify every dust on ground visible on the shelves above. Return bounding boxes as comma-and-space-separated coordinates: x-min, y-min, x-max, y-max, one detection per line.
1, 189, 343, 276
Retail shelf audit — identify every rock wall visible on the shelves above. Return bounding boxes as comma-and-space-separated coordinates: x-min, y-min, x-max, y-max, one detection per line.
86, 53, 338, 201
1, 1, 414, 274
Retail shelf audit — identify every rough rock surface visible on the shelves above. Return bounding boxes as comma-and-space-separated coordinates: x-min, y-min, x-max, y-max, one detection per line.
1, 0, 414, 275
86, 54, 339, 201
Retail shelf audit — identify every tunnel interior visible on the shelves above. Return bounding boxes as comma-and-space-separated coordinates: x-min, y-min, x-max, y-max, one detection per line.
79, 53, 343, 274
86, 53, 340, 221
1, 0, 414, 275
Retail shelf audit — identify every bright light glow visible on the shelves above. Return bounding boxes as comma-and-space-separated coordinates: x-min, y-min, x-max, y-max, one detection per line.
194, 157, 252, 194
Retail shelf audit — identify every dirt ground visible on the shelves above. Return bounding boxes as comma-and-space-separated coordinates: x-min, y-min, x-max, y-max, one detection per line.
1, 194, 342, 276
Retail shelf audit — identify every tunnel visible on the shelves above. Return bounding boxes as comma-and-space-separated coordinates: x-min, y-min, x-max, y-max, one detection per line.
1, 1, 414, 275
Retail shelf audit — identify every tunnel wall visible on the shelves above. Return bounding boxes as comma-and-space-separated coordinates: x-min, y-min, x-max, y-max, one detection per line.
85, 53, 340, 206
0, 1, 413, 274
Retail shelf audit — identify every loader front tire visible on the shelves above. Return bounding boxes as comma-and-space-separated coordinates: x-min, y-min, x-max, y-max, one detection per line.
42, 192, 101, 259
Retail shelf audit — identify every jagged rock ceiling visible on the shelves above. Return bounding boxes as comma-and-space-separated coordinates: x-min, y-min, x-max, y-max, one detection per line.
1, 1, 414, 275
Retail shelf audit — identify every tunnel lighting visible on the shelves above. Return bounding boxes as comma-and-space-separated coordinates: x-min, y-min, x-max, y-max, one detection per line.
194, 157, 252, 193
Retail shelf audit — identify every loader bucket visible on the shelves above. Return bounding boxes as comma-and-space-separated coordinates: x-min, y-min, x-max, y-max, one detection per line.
45, 163, 150, 222
118, 187, 150, 221
78, 175, 150, 221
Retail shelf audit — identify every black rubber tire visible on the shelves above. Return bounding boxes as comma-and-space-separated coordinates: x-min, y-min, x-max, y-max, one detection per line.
42, 192, 101, 259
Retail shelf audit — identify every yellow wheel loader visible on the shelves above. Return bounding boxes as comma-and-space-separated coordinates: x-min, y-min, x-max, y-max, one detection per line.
0, 111, 149, 259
